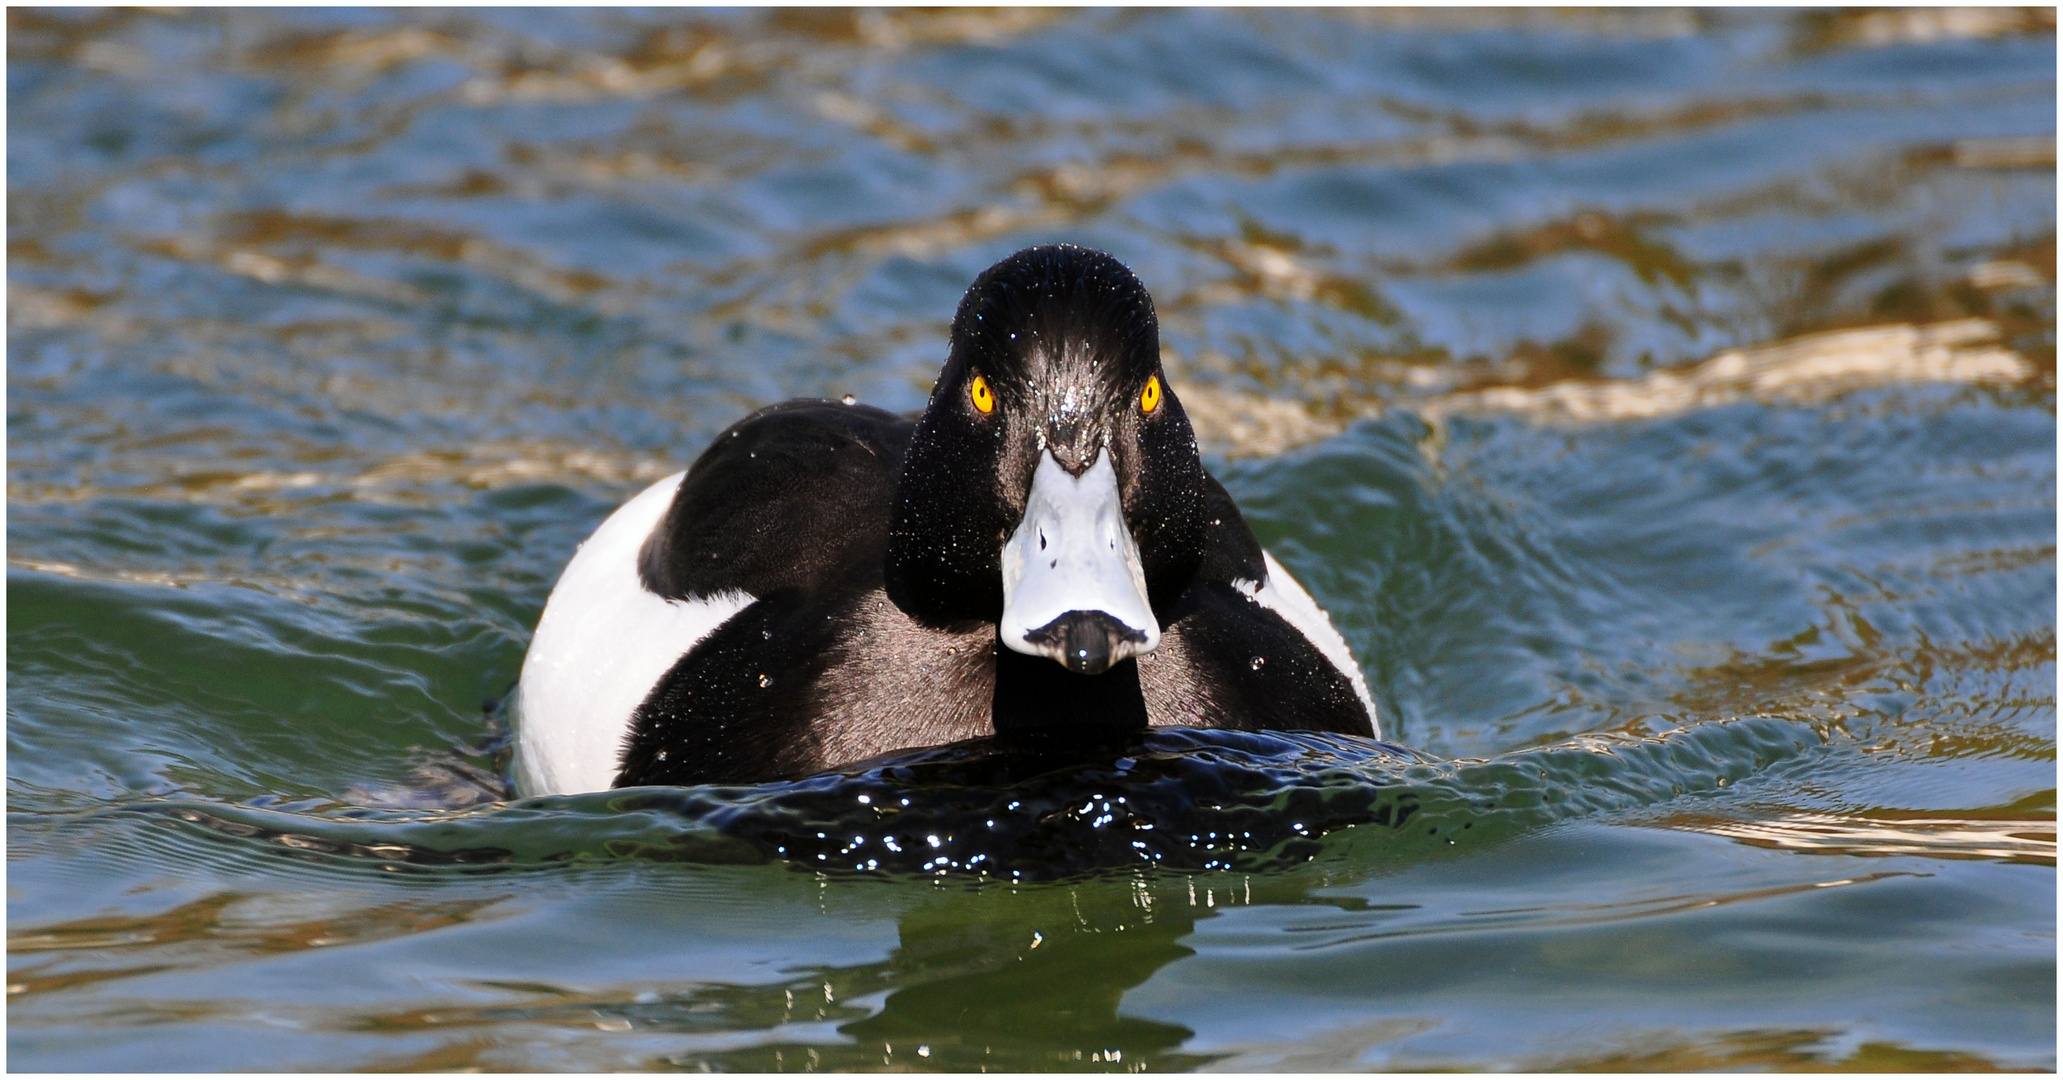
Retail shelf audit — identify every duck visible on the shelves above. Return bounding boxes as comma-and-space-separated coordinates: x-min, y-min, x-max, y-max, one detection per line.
512, 244, 1378, 796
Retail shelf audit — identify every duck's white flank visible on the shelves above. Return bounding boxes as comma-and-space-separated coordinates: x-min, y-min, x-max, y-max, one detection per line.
514, 472, 754, 796
1238, 551, 1381, 738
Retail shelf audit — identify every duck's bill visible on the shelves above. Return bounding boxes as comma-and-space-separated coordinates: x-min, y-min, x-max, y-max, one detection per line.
999, 451, 1161, 674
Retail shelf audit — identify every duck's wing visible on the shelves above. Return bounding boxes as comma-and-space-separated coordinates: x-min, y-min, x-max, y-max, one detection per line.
1143, 472, 1380, 738
640, 399, 913, 602
515, 400, 915, 796
617, 400, 1000, 787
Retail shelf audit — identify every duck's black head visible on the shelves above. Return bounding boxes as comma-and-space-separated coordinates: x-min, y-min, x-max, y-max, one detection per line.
887, 245, 1208, 676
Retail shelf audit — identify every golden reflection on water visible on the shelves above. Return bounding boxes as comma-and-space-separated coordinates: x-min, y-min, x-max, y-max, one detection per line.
1211, 1018, 2022, 1072
7, 891, 505, 959
1669, 613, 2054, 743
7, 891, 510, 1011
8, 441, 677, 510
12, 313, 2028, 518
13, 9, 2052, 398
7, 5, 2054, 466
1287, 870, 1928, 954
1545, 1025, 2020, 1072
1667, 806, 2056, 866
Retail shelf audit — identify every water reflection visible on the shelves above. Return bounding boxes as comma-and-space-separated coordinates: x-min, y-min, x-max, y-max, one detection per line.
1519, 1026, 2020, 1072
807, 882, 1213, 1071
339, 872, 1379, 1072
1665, 801, 2057, 866
6, 891, 510, 1014
15, 819, 2035, 1071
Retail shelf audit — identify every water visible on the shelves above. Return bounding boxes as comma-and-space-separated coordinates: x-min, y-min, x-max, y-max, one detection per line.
8, 8, 2055, 1071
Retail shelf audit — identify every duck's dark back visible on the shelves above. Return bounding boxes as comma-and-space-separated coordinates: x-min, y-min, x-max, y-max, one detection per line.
639, 399, 915, 604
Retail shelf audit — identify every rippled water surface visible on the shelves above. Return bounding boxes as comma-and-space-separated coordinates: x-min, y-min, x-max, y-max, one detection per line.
8, 8, 2056, 1071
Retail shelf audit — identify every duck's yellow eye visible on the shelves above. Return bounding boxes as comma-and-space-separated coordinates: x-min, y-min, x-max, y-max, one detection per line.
1140, 374, 1162, 414
969, 373, 996, 414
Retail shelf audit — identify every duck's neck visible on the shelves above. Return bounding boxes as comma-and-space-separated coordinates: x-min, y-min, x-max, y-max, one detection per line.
991, 645, 1149, 734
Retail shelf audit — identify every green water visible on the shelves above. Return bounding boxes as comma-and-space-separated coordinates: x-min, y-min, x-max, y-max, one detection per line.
8, 8, 2055, 1071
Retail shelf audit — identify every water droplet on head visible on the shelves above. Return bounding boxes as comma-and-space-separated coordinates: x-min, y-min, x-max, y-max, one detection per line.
758, 673, 772, 688
1251, 656, 1265, 671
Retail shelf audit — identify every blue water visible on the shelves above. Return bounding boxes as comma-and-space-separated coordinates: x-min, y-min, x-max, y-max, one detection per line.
8, 8, 2055, 1070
